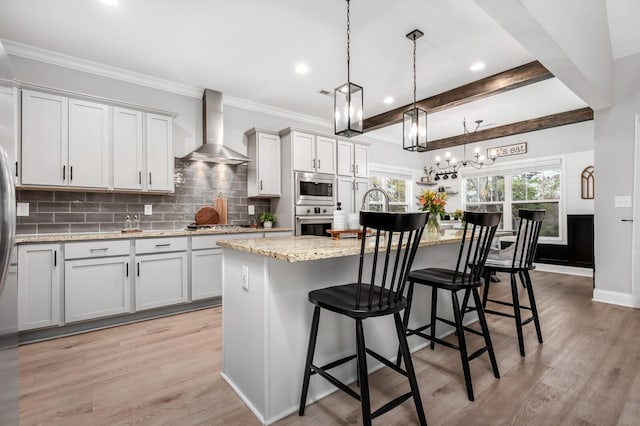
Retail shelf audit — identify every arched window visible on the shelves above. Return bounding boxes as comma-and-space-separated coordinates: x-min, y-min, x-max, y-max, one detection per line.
581, 166, 594, 199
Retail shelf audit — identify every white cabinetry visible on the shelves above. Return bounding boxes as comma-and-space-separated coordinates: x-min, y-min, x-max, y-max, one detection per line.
338, 176, 369, 214
146, 113, 174, 192
0, 87, 18, 183
191, 236, 222, 301
135, 237, 188, 311
18, 244, 62, 331
337, 140, 368, 178
64, 240, 132, 323
0, 249, 17, 336
21, 91, 110, 189
292, 131, 336, 174
21, 90, 68, 186
113, 107, 144, 190
246, 129, 281, 197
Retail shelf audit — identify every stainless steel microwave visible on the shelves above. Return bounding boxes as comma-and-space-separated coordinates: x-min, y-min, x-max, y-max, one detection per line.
295, 171, 335, 206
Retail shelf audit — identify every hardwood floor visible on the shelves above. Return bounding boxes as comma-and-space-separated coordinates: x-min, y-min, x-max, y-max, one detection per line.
19, 271, 640, 425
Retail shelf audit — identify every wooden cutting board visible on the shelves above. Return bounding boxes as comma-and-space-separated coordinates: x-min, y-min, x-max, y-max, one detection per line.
213, 194, 228, 225
195, 206, 219, 225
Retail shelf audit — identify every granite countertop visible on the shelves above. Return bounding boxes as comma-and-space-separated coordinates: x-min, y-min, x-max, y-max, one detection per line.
14, 227, 293, 244
217, 230, 467, 263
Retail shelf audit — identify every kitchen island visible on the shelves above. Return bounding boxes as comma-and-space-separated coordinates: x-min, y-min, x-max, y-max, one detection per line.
218, 231, 480, 425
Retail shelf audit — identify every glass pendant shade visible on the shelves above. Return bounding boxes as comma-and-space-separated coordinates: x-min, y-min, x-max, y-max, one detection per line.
334, 82, 363, 137
403, 106, 427, 151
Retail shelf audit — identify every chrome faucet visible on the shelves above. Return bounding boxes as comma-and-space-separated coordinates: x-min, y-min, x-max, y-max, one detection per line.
360, 186, 390, 211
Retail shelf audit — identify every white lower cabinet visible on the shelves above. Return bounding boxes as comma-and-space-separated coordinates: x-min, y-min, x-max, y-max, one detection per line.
135, 251, 188, 311
191, 248, 222, 301
65, 256, 131, 322
18, 244, 62, 331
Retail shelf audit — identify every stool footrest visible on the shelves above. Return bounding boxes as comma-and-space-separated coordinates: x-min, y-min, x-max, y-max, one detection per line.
310, 364, 360, 401
468, 346, 489, 361
366, 348, 407, 377
371, 392, 413, 419
435, 315, 484, 337
487, 298, 532, 311
522, 316, 535, 325
484, 308, 516, 319
315, 354, 357, 373
407, 327, 460, 351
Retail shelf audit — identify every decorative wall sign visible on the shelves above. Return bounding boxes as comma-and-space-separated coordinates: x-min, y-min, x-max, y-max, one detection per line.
487, 142, 527, 159
581, 165, 594, 199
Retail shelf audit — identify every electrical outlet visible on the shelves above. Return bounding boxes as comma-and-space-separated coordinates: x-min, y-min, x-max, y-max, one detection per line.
248, 205, 255, 215
615, 195, 632, 208
144, 204, 153, 215
16, 202, 29, 216
241, 265, 249, 291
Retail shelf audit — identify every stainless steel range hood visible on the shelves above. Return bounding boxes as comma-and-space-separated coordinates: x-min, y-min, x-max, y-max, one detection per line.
182, 89, 251, 164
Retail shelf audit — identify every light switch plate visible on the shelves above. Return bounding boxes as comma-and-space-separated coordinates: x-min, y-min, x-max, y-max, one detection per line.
144, 204, 153, 215
615, 195, 632, 208
248, 205, 255, 215
16, 202, 29, 216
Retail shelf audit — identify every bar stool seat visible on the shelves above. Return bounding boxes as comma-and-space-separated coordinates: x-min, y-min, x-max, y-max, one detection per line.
399, 211, 502, 402
299, 211, 430, 426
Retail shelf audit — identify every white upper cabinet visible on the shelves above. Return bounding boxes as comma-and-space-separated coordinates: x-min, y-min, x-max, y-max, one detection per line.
337, 176, 355, 214
21, 90, 68, 186
113, 107, 144, 190
0, 87, 18, 183
354, 144, 368, 177
247, 129, 281, 197
292, 131, 336, 174
315, 136, 336, 174
68, 99, 110, 188
145, 113, 174, 192
337, 140, 368, 178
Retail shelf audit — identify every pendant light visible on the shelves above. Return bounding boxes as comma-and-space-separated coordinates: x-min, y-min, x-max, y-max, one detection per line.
334, 0, 363, 137
403, 29, 427, 152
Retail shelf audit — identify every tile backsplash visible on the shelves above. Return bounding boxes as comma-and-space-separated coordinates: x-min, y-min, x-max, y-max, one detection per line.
16, 159, 271, 235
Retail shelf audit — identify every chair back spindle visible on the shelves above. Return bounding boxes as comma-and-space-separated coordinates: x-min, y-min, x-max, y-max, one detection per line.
356, 212, 428, 310
453, 211, 502, 286
511, 209, 545, 269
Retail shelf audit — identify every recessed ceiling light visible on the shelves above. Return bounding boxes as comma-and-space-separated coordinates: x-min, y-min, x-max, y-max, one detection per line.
470, 62, 485, 71
295, 63, 309, 75
383, 97, 394, 104
101, 0, 119, 6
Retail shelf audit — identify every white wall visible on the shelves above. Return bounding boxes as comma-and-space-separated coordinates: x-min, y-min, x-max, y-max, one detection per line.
418, 121, 594, 214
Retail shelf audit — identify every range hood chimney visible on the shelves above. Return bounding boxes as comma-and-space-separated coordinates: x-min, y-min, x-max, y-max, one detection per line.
181, 89, 251, 164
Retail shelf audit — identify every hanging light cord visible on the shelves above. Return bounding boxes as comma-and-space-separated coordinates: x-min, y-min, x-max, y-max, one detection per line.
346, 0, 351, 87
412, 34, 417, 109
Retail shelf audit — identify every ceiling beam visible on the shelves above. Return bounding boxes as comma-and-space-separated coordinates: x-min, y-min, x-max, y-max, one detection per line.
422, 107, 593, 152
363, 60, 554, 132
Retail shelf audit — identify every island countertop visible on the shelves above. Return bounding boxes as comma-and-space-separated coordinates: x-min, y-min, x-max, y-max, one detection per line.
217, 230, 468, 262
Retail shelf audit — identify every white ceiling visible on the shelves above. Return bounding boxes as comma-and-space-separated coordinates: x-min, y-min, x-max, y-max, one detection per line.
0, 0, 622, 145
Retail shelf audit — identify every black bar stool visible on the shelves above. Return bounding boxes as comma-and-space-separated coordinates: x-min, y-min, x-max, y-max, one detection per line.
399, 211, 501, 402
299, 211, 429, 426
468, 209, 545, 357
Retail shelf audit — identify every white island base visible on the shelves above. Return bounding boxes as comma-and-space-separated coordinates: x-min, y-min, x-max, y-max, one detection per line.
220, 235, 477, 425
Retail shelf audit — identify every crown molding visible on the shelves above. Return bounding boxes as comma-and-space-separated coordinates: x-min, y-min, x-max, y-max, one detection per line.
1, 39, 334, 128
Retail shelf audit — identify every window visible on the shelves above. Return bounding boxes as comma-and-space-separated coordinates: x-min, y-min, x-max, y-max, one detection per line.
463, 160, 563, 242
367, 165, 413, 212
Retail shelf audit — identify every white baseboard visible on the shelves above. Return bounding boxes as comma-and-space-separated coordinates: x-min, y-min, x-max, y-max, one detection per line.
592, 289, 637, 308
220, 372, 267, 425
534, 263, 593, 277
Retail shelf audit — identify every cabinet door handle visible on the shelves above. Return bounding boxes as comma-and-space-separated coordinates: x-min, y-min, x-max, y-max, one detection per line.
312, 159, 316, 169
54, 250, 57, 267
70, 166, 73, 181
139, 171, 142, 185
260, 180, 263, 190
62, 165, 66, 181
90, 248, 109, 252
149, 172, 152, 186
15, 161, 18, 177
126, 262, 129, 277
137, 262, 140, 277
318, 159, 321, 169
351, 164, 354, 173
155, 243, 171, 248
355, 165, 359, 174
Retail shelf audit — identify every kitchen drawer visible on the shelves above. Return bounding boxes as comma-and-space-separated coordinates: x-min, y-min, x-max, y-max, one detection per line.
135, 237, 188, 254
65, 240, 131, 259
191, 233, 264, 250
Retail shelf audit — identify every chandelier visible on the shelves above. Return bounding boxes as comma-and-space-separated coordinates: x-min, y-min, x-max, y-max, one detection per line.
431, 118, 497, 181
403, 29, 427, 151
334, 0, 363, 137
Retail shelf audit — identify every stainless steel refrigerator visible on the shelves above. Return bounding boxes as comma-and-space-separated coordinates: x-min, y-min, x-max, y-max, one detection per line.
0, 40, 18, 426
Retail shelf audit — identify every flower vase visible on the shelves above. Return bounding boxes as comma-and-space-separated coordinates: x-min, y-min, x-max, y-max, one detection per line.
426, 215, 440, 237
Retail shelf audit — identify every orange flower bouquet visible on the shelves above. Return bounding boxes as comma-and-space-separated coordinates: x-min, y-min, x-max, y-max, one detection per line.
417, 189, 447, 235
